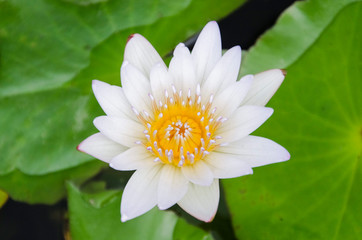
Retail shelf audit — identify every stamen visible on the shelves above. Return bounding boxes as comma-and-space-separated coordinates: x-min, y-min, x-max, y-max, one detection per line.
145, 134, 151, 141
148, 93, 154, 101
196, 84, 201, 96
201, 138, 205, 147
178, 156, 185, 167
190, 153, 195, 164
158, 148, 163, 156
209, 94, 214, 104
143, 110, 150, 118
132, 107, 139, 115
180, 146, 184, 156
168, 150, 173, 162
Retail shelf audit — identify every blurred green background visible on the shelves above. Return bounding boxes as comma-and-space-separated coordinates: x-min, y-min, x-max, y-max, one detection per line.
0, 0, 361, 239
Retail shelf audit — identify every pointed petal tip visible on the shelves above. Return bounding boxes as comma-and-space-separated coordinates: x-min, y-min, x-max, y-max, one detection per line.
91, 79, 107, 92
201, 21, 220, 37
231, 45, 242, 52
92, 79, 101, 85
127, 34, 135, 43
121, 214, 129, 222
205, 20, 219, 28
265, 107, 274, 117
76, 140, 87, 153
285, 150, 291, 161
76, 143, 82, 152
205, 214, 216, 223
157, 204, 169, 211
121, 60, 130, 68
281, 69, 287, 76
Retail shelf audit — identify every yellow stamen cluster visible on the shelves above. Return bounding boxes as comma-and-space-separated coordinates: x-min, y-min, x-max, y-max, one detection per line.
133, 85, 226, 167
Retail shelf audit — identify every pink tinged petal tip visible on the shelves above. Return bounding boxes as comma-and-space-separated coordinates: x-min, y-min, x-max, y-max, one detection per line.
127, 34, 135, 43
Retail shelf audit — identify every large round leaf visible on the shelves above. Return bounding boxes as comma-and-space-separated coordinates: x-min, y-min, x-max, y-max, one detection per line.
224, 1, 361, 239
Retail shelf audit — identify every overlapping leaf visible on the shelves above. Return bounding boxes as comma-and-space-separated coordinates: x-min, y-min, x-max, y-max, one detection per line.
67, 183, 214, 240
0, 190, 7, 209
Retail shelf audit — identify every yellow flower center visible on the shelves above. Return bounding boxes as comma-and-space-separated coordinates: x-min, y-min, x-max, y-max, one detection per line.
134, 85, 226, 167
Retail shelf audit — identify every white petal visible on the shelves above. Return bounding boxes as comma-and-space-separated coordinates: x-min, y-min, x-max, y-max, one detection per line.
169, 43, 197, 94
181, 160, 214, 186
192, 21, 222, 84
92, 80, 136, 121
93, 116, 144, 148
201, 46, 241, 99
150, 63, 173, 101
121, 62, 152, 113
242, 69, 285, 106
77, 133, 127, 163
121, 165, 162, 222
216, 106, 273, 143
178, 179, 219, 222
206, 152, 253, 178
110, 146, 156, 171
124, 34, 166, 77
158, 165, 189, 210
213, 75, 253, 118
216, 135, 290, 167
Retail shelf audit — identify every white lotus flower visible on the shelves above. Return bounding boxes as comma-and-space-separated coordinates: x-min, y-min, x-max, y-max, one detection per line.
78, 21, 290, 222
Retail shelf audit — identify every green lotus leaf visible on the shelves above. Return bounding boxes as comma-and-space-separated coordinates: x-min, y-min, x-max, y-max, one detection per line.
224, 1, 362, 239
